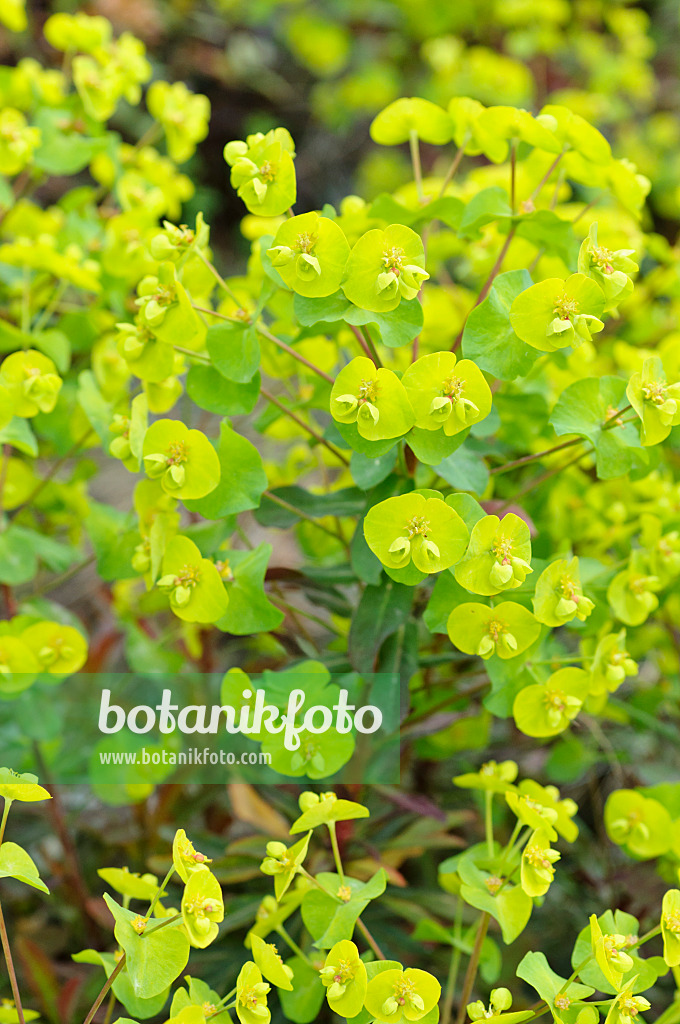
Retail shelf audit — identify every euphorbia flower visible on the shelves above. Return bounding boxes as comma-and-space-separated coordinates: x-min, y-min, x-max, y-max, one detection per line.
364, 492, 468, 574
20, 622, 87, 676
578, 223, 637, 311
157, 536, 229, 623
607, 551, 660, 626
604, 790, 672, 860
142, 420, 220, 500
520, 829, 560, 897
225, 128, 296, 218
267, 211, 350, 297
604, 979, 650, 1024
447, 601, 540, 660
236, 962, 271, 1024
330, 356, 414, 440
172, 828, 212, 883
512, 668, 590, 738
181, 868, 224, 948
364, 967, 441, 1023
626, 357, 680, 446
510, 273, 605, 352
533, 557, 594, 627
661, 890, 680, 967
589, 630, 638, 695
401, 351, 492, 436
590, 914, 634, 991
259, 832, 311, 900
250, 933, 294, 990
0, 350, 61, 416
0, 767, 51, 803
319, 939, 367, 1016
454, 513, 532, 595
342, 224, 428, 313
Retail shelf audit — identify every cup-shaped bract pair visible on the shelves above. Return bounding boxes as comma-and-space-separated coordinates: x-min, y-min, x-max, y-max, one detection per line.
147, 81, 210, 164
364, 967, 441, 1024
172, 828, 212, 883
319, 939, 367, 1017
589, 630, 637, 696
181, 867, 224, 948
0, 349, 62, 417
506, 791, 559, 842
331, 357, 414, 440
401, 352, 492, 436
364, 492, 468, 574
0, 767, 51, 803
513, 668, 590, 738
604, 789, 672, 860
142, 419, 220, 500
447, 602, 540, 661
342, 224, 428, 313
520, 828, 560, 898
136, 261, 206, 349
250, 933, 294, 991
157, 535, 229, 623
510, 274, 605, 352
453, 759, 518, 794
236, 961, 272, 1024
259, 832, 311, 901
626, 356, 680, 446
0, 108, 41, 175
589, 914, 634, 992
225, 128, 296, 218
533, 557, 594, 627
606, 551, 660, 626
455, 513, 532, 596
267, 211, 350, 297
661, 890, 680, 968
370, 98, 453, 146
21, 621, 87, 676
289, 790, 369, 833
578, 223, 637, 312
473, 104, 562, 163
149, 212, 210, 263
604, 979, 650, 1024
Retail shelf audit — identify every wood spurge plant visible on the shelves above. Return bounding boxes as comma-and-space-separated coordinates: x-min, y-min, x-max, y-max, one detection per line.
1, 3, 680, 1024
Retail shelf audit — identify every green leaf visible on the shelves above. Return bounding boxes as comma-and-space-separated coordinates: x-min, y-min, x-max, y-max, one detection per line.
351, 523, 383, 586
350, 449, 397, 490
207, 322, 261, 383
103, 893, 190, 998
295, 290, 423, 347
0, 416, 38, 456
216, 544, 284, 635
423, 572, 472, 634
458, 187, 513, 240
85, 501, 138, 581
550, 376, 641, 479
0, 527, 38, 584
435, 444, 489, 495
334, 421, 398, 457
77, 370, 112, 448
186, 364, 261, 415
462, 270, 536, 380
184, 421, 267, 519
368, 194, 463, 231
278, 957, 325, 1023
0, 841, 49, 893
348, 576, 413, 670
516, 951, 594, 1007
407, 426, 467, 466
9, 525, 80, 573
301, 870, 387, 949
511, 210, 579, 270
255, 485, 365, 527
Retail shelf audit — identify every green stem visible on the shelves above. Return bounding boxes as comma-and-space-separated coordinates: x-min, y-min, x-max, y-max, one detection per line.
0, 799, 11, 846
144, 866, 175, 921
556, 954, 594, 997
455, 912, 490, 1024
491, 437, 582, 475
328, 822, 344, 883
276, 924, 312, 965
441, 899, 463, 1024
263, 490, 348, 545
0, 897, 25, 1024
216, 986, 238, 1009
17, 428, 94, 510
529, 151, 565, 204
261, 388, 349, 466
357, 917, 386, 960
484, 792, 494, 857
83, 955, 126, 1024
196, 249, 242, 305
629, 924, 662, 951
410, 130, 425, 204
510, 141, 517, 214
438, 138, 469, 198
